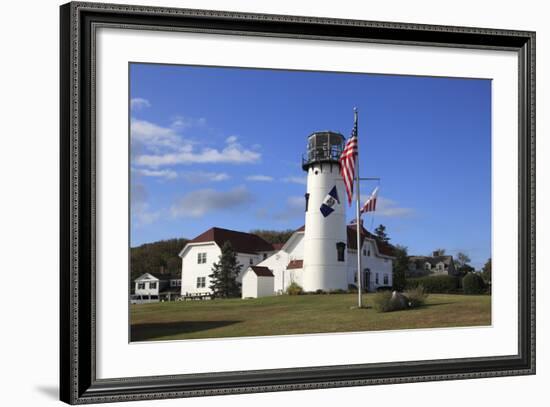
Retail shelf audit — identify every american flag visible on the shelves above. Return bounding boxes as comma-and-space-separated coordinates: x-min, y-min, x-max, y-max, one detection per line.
339, 121, 358, 206
361, 186, 379, 213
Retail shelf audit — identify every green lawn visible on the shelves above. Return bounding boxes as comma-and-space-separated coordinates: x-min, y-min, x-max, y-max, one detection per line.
130, 293, 491, 341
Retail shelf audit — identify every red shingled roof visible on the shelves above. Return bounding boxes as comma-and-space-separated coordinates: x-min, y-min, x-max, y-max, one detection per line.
346, 224, 395, 257
188, 227, 274, 254
286, 259, 303, 269
271, 243, 285, 251
249, 266, 274, 277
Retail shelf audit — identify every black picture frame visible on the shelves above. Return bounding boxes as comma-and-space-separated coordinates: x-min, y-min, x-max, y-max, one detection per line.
60, 2, 536, 404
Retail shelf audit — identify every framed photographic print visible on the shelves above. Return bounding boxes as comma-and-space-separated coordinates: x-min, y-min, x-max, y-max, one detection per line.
60, 1, 536, 404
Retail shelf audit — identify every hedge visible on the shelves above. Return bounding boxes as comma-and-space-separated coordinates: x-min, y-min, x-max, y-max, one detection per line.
463, 272, 486, 294
406, 275, 460, 293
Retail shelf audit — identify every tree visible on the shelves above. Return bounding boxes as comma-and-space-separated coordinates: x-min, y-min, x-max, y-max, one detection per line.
481, 258, 492, 284
129, 238, 188, 289
209, 241, 242, 298
249, 229, 294, 244
463, 272, 486, 294
374, 224, 390, 244
392, 245, 408, 291
455, 252, 471, 269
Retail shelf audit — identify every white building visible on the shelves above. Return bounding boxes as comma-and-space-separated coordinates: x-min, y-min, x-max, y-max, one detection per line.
254, 223, 394, 294
132, 272, 182, 303
178, 130, 395, 297
241, 266, 275, 299
178, 227, 276, 296
134, 273, 160, 299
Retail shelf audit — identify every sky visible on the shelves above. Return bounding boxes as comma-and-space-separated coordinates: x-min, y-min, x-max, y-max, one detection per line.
129, 63, 492, 269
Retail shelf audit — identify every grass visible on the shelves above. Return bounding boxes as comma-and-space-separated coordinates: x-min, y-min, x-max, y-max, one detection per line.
130, 293, 491, 341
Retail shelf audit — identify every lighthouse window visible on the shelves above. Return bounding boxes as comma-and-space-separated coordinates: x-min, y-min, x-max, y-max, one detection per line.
305, 193, 310, 212
336, 242, 346, 262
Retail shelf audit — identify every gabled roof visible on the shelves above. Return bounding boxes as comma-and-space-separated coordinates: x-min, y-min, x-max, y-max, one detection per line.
271, 243, 285, 251
409, 255, 454, 267
248, 266, 274, 277
186, 227, 274, 255
134, 273, 159, 282
346, 224, 395, 257
286, 259, 303, 269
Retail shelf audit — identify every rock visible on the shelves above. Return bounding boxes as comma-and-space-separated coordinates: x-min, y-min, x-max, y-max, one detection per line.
391, 291, 408, 309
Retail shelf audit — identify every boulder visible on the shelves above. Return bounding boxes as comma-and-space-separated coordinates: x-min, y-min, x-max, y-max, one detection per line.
391, 291, 408, 309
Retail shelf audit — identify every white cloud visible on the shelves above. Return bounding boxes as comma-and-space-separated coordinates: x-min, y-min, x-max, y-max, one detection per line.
130, 183, 160, 226
133, 168, 178, 180
135, 144, 261, 167
130, 98, 151, 110
171, 116, 207, 130
171, 186, 252, 218
131, 118, 182, 151
131, 118, 261, 167
246, 175, 274, 182
132, 203, 161, 226
282, 176, 307, 185
257, 196, 305, 222
180, 171, 230, 183
362, 196, 415, 218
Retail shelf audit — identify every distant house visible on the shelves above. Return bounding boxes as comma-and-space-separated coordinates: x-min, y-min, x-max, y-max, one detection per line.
241, 266, 275, 299
132, 272, 181, 303
178, 227, 277, 297
407, 252, 458, 277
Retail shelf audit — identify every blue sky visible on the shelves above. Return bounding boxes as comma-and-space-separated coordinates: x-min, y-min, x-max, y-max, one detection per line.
130, 63, 491, 269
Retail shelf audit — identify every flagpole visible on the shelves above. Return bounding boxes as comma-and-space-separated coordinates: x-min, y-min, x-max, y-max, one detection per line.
354, 107, 363, 308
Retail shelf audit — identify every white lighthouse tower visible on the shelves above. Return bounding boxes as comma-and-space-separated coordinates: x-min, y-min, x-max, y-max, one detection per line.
301, 131, 348, 292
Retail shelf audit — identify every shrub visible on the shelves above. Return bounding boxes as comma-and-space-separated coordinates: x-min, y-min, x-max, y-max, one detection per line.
376, 286, 393, 292
404, 285, 428, 307
286, 282, 303, 296
463, 273, 486, 294
372, 291, 407, 312
372, 291, 394, 312
329, 289, 346, 294
406, 275, 460, 293
315, 289, 326, 295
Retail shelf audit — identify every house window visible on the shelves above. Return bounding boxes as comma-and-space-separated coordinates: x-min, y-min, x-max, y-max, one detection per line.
424, 262, 431, 270
305, 193, 310, 212
363, 248, 366, 256
149, 282, 157, 289
383, 275, 389, 285
375, 273, 379, 284
137, 283, 145, 290
368, 250, 371, 256
196, 277, 206, 288
336, 242, 346, 262
197, 252, 207, 264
